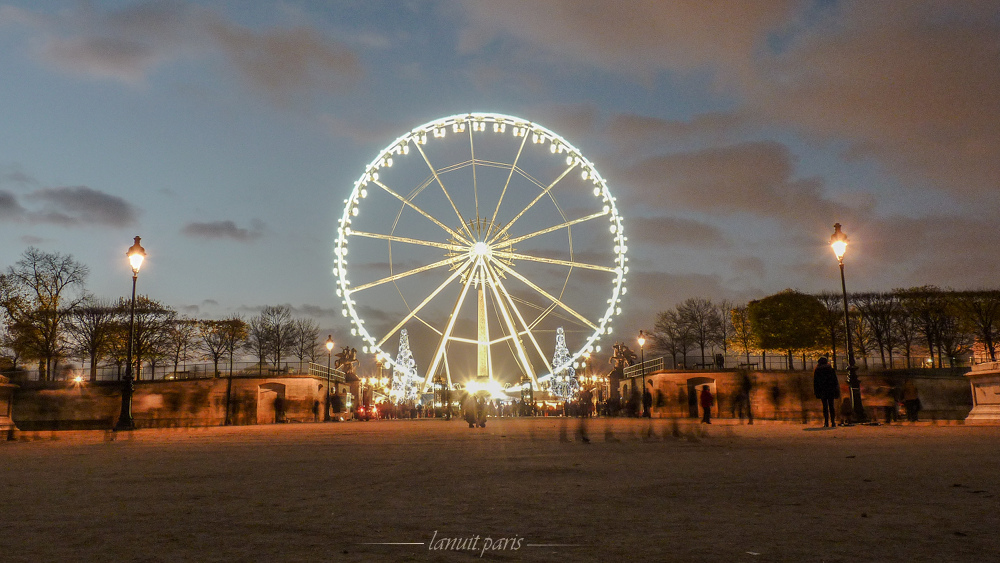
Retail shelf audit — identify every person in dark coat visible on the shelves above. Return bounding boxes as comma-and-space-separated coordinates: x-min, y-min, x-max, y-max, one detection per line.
699, 385, 714, 424
813, 357, 840, 427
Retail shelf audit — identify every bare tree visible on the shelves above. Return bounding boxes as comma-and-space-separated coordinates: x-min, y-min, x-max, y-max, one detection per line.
850, 308, 874, 370
0, 323, 24, 372
66, 296, 118, 381
245, 306, 295, 370
730, 305, 756, 367
198, 317, 250, 377
220, 316, 247, 376
165, 317, 199, 376
937, 294, 974, 367
854, 292, 900, 369
715, 299, 734, 365
0, 248, 89, 380
652, 309, 692, 368
898, 286, 947, 367
123, 295, 176, 380
291, 318, 320, 372
892, 306, 918, 368
200, 320, 228, 377
816, 292, 844, 369
954, 290, 1000, 362
678, 298, 722, 367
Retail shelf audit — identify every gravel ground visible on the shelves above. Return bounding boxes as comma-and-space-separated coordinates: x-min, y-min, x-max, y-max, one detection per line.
2, 417, 998, 563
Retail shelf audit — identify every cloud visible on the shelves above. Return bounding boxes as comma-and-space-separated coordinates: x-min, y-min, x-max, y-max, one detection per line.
0, 190, 25, 219
181, 219, 265, 242
620, 140, 871, 229
207, 21, 362, 106
1, 169, 40, 187
749, 3, 1000, 199
23, 186, 140, 227
628, 216, 727, 248
458, 0, 798, 85
19, 235, 47, 245
730, 256, 766, 281
3, 1, 361, 103
296, 304, 340, 319
457, 1, 1000, 201
605, 112, 747, 153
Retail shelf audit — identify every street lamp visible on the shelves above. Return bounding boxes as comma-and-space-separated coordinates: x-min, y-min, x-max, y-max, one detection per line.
324, 335, 334, 421
114, 236, 145, 431
638, 330, 648, 417
831, 223, 866, 423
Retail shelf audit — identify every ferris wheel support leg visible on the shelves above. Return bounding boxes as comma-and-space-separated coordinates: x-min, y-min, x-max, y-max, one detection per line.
477, 280, 490, 381
485, 265, 538, 385
421, 265, 477, 393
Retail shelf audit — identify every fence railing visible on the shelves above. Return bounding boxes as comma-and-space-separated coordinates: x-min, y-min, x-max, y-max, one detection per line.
623, 357, 664, 379
3, 360, 344, 383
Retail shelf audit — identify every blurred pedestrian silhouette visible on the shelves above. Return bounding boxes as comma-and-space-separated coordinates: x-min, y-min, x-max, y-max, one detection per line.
813, 357, 840, 428
903, 379, 920, 422
699, 385, 713, 424
732, 371, 754, 424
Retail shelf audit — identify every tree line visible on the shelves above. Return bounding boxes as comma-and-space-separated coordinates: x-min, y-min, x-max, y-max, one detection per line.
0, 248, 324, 381
652, 287, 999, 371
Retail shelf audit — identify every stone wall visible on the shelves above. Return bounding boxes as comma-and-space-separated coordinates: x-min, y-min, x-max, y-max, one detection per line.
1, 374, 17, 439
12, 375, 351, 431
628, 369, 973, 422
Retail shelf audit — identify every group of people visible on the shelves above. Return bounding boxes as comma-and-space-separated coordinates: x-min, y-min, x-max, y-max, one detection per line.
812, 356, 921, 426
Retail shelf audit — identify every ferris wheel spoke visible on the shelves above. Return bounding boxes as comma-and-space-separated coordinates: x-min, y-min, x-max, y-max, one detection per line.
489, 162, 578, 244
486, 132, 530, 240
493, 251, 619, 273
413, 142, 475, 241
488, 265, 555, 377
349, 230, 467, 253
491, 259, 599, 332
372, 179, 470, 244
483, 265, 540, 383
501, 210, 609, 247
469, 129, 481, 229
375, 260, 473, 349
421, 259, 480, 392
347, 254, 468, 294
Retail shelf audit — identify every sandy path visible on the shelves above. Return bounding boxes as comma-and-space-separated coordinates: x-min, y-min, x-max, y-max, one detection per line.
2, 418, 998, 562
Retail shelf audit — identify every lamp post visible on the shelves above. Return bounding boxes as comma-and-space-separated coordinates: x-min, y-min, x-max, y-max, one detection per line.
324, 335, 334, 421
114, 236, 145, 431
638, 330, 648, 417
831, 223, 866, 423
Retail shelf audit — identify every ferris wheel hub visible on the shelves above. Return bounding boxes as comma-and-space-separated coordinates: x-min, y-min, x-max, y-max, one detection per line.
471, 241, 492, 259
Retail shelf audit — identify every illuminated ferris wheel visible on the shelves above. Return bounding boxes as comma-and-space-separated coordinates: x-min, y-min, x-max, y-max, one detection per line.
334, 113, 628, 392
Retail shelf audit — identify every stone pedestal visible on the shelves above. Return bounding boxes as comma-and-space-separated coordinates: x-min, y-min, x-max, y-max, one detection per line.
965, 361, 1000, 423
0, 374, 18, 439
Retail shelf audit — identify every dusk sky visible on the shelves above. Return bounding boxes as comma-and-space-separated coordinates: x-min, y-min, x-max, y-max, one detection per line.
2, 1, 999, 374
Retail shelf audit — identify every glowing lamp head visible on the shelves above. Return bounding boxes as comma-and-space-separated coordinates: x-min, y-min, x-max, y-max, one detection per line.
325, 335, 334, 352
126, 236, 146, 275
637, 330, 646, 348
830, 223, 848, 262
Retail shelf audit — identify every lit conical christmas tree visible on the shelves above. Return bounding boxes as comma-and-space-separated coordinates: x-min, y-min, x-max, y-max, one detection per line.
391, 329, 421, 403
549, 327, 578, 399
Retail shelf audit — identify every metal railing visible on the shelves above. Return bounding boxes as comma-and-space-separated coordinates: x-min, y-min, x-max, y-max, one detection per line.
307, 362, 347, 383
3, 360, 344, 383
623, 357, 664, 379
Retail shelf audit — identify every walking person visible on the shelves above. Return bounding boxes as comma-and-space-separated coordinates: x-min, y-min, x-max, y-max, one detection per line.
903, 379, 920, 422
699, 385, 714, 424
813, 357, 840, 427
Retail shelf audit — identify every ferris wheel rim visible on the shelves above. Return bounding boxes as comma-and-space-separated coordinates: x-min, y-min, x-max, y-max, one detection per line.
333, 112, 629, 385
